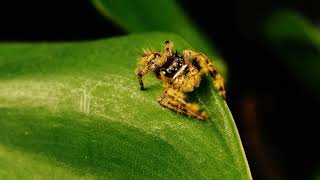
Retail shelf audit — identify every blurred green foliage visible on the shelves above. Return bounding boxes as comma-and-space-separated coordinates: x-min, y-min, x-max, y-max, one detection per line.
265, 10, 320, 95
91, 0, 227, 77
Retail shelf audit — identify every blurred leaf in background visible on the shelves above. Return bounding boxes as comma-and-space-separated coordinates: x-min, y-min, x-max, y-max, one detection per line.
91, 0, 227, 77
265, 10, 320, 95
0, 33, 251, 179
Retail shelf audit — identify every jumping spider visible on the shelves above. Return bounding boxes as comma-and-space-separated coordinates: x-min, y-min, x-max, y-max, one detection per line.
136, 40, 226, 120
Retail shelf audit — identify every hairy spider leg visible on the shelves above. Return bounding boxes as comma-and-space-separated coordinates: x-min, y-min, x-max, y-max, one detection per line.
136, 50, 165, 90
165, 40, 174, 56
158, 87, 209, 120
136, 41, 174, 90
183, 50, 226, 99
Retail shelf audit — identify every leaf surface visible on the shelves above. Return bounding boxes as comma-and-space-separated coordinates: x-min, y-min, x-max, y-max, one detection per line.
0, 33, 251, 179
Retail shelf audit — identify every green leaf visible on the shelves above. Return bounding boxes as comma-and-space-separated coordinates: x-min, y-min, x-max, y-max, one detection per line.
91, 0, 227, 77
0, 33, 251, 179
265, 10, 320, 94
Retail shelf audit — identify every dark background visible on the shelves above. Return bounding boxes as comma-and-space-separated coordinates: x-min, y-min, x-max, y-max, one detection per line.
1, 0, 319, 179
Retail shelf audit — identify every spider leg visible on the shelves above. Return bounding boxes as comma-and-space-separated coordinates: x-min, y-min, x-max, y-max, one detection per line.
183, 50, 226, 99
136, 50, 163, 90
136, 40, 175, 90
164, 40, 174, 56
158, 88, 208, 120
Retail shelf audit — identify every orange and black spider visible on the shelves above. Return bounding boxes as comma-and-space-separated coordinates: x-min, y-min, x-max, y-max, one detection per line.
136, 40, 225, 120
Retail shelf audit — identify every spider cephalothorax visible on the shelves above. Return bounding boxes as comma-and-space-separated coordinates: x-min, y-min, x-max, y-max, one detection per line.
136, 40, 225, 120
